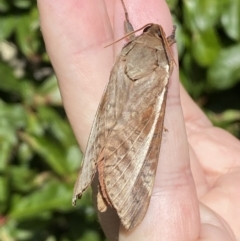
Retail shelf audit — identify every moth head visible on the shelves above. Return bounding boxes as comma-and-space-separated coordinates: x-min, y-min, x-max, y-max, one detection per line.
143, 24, 165, 40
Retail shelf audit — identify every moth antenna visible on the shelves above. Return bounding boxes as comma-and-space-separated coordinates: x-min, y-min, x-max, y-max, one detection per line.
120, 0, 134, 36
104, 23, 153, 48
120, 0, 130, 24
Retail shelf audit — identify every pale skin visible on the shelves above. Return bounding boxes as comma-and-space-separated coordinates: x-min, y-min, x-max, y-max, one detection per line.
37, 0, 240, 240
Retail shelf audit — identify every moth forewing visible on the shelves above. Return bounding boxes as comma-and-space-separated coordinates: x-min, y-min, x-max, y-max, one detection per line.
72, 66, 124, 204
101, 25, 174, 229
72, 4, 176, 231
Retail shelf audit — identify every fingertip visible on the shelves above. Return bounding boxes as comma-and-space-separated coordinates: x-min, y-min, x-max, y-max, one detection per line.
114, 0, 174, 35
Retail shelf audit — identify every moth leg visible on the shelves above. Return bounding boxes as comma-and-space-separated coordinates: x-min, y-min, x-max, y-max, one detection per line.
97, 154, 108, 212
165, 25, 177, 69
97, 186, 107, 212
167, 25, 177, 46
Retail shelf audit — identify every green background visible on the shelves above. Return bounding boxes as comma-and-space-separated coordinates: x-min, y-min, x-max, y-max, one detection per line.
0, 0, 239, 240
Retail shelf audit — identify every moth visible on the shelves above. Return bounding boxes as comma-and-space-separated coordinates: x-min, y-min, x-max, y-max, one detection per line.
73, 0, 176, 230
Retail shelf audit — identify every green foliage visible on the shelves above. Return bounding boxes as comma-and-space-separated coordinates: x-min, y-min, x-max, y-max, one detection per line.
0, 2, 104, 241
168, 0, 240, 136
0, 1, 239, 241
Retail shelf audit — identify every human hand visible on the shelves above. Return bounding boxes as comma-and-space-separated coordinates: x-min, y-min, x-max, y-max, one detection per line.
38, 0, 240, 240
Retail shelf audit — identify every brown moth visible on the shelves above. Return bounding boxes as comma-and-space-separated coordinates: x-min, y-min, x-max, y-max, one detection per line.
73, 0, 176, 230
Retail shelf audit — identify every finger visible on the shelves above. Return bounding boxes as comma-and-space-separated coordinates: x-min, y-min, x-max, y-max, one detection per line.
38, 0, 114, 149
180, 85, 212, 137
113, 0, 176, 54
199, 203, 236, 240
116, 1, 200, 240
181, 85, 240, 184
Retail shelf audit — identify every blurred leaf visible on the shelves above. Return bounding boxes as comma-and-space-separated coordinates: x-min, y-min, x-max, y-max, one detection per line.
0, 0, 10, 12
19, 132, 71, 175
0, 62, 35, 101
221, 0, 240, 40
13, 0, 32, 9
0, 142, 12, 171
208, 109, 240, 124
0, 41, 17, 61
36, 74, 62, 105
37, 106, 76, 146
15, 8, 40, 57
0, 219, 36, 241
25, 110, 45, 136
0, 62, 22, 92
0, 101, 27, 171
0, 16, 16, 41
207, 110, 240, 136
0, 176, 8, 213
183, 0, 228, 31
0, 101, 27, 129
0, 221, 16, 241
18, 142, 33, 163
79, 231, 101, 241
208, 44, 240, 89
66, 145, 82, 173
166, 0, 178, 10
192, 28, 221, 66
9, 180, 72, 219
31, 106, 82, 174
9, 166, 36, 193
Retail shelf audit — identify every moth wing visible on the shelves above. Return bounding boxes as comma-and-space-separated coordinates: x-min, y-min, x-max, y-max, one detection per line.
103, 64, 170, 229
72, 55, 130, 204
